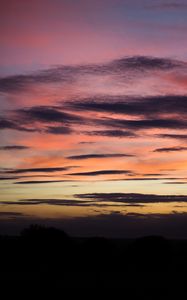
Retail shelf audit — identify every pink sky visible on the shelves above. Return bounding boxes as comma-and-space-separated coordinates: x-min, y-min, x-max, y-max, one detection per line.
1, 1, 187, 235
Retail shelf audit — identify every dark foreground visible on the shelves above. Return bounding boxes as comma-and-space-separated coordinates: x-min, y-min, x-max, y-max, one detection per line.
0, 225, 187, 292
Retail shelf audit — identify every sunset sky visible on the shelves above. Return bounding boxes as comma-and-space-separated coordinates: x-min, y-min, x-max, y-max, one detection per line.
1, 0, 187, 237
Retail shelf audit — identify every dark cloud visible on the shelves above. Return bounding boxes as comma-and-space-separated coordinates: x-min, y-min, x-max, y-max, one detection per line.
0, 198, 129, 207
0, 117, 37, 132
78, 141, 95, 144
0, 212, 25, 217
124, 204, 145, 207
3, 94, 187, 134
5, 166, 71, 174
0, 174, 66, 181
156, 134, 187, 140
164, 181, 187, 185
108, 56, 179, 71
95, 118, 187, 130
0, 200, 42, 206
104, 177, 181, 182
65, 94, 187, 134
0, 199, 89, 206
0, 145, 30, 150
67, 153, 134, 160
0, 75, 30, 92
0, 119, 17, 130
142, 173, 164, 176
14, 180, 76, 184
69, 95, 187, 118
0, 111, 76, 134
98, 117, 187, 131
85, 130, 136, 138
105, 177, 160, 181
153, 146, 187, 152
123, 177, 177, 181
76, 192, 187, 204
17, 106, 82, 124
0, 176, 20, 181
0, 106, 83, 134
45, 126, 73, 135
68, 170, 133, 176
0, 66, 75, 92
0, 56, 179, 93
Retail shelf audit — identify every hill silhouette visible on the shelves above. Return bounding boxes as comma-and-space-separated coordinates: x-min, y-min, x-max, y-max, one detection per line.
0, 224, 187, 290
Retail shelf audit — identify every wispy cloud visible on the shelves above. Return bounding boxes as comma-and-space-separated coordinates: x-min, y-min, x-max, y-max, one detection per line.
0, 145, 30, 150
156, 134, 187, 140
68, 170, 134, 176
17, 106, 82, 124
4, 166, 72, 174
14, 180, 76, 184
0, 105, 84, 134
0, 198, 129, 207
0, 56, 180, 93
97, 117, 187, 131
0, 176, 21, 181
45, 126, 73, 135
1, 57, 187, 137
0, 118, 36, 132
76, 192, 187, 204
68, 95, 187, 117
85, 130, 136, 138
164, 181, 187, 185
153, 146, 187, 152
2, 192, 186, 208
66, 153, 134, 160
2, 191, 187, 207
0, 211, 26, 218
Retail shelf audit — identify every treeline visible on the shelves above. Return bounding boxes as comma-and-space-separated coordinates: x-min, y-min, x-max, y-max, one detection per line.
1, 224, 187, 271
1, 224, 187, 288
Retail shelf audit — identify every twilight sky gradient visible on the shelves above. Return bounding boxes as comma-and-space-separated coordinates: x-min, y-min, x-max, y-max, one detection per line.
1, 0, 187, 237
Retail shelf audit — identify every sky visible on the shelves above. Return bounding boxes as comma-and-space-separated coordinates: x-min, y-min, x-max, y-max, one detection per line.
1, 0, 187, 237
